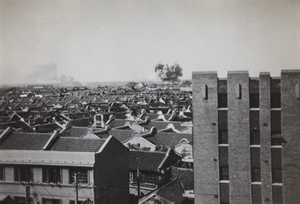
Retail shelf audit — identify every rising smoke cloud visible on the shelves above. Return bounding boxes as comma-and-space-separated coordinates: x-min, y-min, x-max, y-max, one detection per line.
154, 63, 183, 83
27, 63, 81, 86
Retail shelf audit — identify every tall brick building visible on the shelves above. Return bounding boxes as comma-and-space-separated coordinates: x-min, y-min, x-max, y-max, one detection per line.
192, 70, 300, 204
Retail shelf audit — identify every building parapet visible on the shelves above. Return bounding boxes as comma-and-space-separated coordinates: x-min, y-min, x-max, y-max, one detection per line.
0, 150, 95, 167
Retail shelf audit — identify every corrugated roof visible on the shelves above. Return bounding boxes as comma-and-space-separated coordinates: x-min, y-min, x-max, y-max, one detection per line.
0, 132, 51, 150
50, 137, 106, 152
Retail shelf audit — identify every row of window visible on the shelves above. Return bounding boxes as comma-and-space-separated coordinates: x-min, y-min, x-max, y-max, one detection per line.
0, 166, 89, 184
220, 183, 283, 204
218, 110, 282, 146
219, 147, 282, 183
129, 172, 157, 187
217, 79, 281, 109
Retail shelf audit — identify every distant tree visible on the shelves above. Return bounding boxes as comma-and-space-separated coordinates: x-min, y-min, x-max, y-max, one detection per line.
154, 63, 183, 83
125, 81, 137, 89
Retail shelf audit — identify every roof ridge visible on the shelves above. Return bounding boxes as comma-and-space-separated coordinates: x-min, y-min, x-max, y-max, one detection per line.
59, 137, 106, 141
129, 149, 166, 154
13, 132, 52, 135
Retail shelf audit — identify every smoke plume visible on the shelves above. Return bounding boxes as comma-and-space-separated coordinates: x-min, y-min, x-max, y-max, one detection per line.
154, 63, 183, 82
28, 63, 81, 86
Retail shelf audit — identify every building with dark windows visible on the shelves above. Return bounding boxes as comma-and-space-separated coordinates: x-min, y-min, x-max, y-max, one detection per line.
192, 70, 300, 204
0, 129, 129, 204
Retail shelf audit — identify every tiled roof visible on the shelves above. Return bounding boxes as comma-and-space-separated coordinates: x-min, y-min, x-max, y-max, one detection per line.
35, 123, 62, 133
50, 137, 106, 152
62, 127, 100, 137
0, 132, 51, 150
143, 121, 187, 131
142, 135, 161, 147
0, 121, 30, 130
70, 118, 92, 127
156, 178, 193, 204
109, 129, 135, 142
154, 132, 192, 148
170, 167, 194, 190
112, 119, 127, 127
129, 150, 167, 172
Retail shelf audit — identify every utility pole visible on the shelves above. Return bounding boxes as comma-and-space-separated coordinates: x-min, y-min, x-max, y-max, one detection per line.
137, 168, 140, 198
25, 185, 30, 204
74, 173, 79, 204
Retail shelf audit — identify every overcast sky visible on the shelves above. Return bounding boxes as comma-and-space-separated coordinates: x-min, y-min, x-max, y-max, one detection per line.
0, 0, 299, 84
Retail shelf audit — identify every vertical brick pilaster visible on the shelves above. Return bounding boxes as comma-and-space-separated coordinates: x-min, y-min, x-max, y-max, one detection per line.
193, 71, 219, 204
259, 72, 273, 203
281, 70, 300, 204
227, 71, 251, 204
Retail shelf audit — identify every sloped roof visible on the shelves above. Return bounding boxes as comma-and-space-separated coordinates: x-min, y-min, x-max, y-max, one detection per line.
170, 167, 194, 190
129, 150, 167, 172
144, 121, 187, 131
154, 132, 192, 148
61, 127, 103, 137
112, 119, 127, 127
109, 129, 135, 142
50, 137, 106, 152
70, 118, 92, 127
0, 132, 51, 150
156, 178, 193, 204
35, 123, 62, 133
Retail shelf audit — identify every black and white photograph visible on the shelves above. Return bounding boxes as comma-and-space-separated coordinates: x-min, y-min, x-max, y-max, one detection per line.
0, 0, 299, 203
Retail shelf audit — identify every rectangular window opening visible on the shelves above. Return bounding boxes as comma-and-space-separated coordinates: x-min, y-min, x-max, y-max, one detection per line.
69, 168, 89, 184
250, 79, 259, 108
218, 111, 228, 144
271, 79, 281, 108
220, 183, 229, 204
271, 111, 282, 146
43, 167, 61, 183
218, 79, 227, 108
271, 148, 282, 183
0, 166, 4, 181
14, 166, 33, 182
250, 111, 260, 145
219, 147, 229, 181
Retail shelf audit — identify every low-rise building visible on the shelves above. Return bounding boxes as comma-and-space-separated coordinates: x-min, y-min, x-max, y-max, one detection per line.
0, 128, 129, 204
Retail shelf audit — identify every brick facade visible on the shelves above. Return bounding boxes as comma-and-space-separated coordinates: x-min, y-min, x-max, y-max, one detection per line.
193, 70, 300, 204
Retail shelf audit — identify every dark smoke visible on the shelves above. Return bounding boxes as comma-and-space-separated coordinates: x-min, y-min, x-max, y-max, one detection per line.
154, 63, 183, 82
28, 63, 81, 86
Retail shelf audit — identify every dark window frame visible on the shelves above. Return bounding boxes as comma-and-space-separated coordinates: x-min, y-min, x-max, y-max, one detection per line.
42, 198, 61, 204
220, 166, 229, 181
42, 166, 61, 183
69, 168, 89, 184
218, 93, 228, 108
220, 183, 230, 204
272, 168, 282, 183
14, 197, 33, 204
251, 168, 261, 182
219, 131, 228, 144
250, 93, 260, 108
14, 166, 33, 182
0, 166, 4, 181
